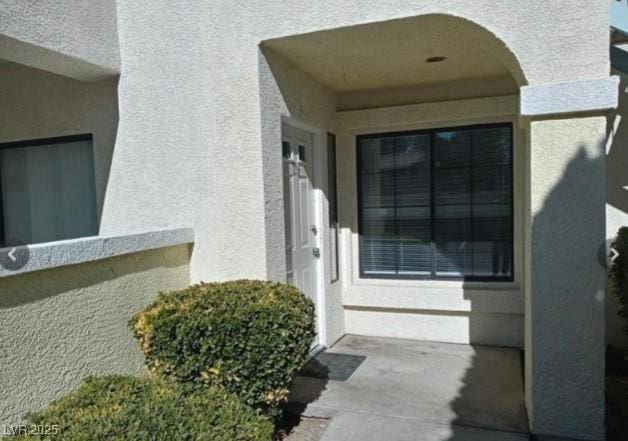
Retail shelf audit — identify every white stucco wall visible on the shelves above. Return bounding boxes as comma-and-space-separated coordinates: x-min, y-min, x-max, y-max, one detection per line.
0, 62, 118, 220
215, 0, 609, 86
0, 0, 119, 80
83, 0, 611, 287
98, 0, 220, 283
0, 244, 191, 426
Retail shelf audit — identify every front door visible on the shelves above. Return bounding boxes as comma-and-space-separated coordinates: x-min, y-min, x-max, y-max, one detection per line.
282, 124, 319, 340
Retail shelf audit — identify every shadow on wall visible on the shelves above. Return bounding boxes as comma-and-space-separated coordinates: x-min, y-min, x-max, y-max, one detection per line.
0, 244, 191, 309
447, 143, 607, 440
0, 244, 191, 426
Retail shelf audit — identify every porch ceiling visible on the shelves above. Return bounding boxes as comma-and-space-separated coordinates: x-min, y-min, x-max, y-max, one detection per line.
263, 15, 514, 93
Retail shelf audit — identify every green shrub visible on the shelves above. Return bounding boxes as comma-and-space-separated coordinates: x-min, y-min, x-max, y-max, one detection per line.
131, 280, 316, 417
11, 375, 273, 441
610, 226, 628, 336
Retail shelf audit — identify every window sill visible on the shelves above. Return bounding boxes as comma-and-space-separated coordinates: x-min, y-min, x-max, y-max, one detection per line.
0, 228, 194, 278
351, 276, 520, 292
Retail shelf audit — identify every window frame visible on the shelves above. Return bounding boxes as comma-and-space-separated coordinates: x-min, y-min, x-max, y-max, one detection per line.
327, 132, 340, 283
356, 122, 514, 282
0, 133, 96, 246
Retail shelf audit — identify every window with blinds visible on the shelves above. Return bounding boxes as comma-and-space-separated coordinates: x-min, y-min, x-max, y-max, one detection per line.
357, 124, 513, 281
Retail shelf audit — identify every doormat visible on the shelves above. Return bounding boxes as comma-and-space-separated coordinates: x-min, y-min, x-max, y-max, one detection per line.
298, 352, 366, 381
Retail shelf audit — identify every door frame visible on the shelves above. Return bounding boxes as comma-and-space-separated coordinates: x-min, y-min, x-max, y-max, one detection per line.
281, 115, 327, 348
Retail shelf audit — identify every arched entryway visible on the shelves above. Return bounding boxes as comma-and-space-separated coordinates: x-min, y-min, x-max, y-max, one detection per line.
259, 11, 607, 440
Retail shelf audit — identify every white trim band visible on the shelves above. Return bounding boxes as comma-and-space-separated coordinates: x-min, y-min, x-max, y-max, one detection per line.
0, 228, 194, 278
520, 77, 620, 117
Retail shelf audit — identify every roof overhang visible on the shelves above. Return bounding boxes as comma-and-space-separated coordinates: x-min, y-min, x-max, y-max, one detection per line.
262, 15, 523, 92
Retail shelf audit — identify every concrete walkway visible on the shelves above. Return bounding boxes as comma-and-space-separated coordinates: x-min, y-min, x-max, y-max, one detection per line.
288, 335, 529, 441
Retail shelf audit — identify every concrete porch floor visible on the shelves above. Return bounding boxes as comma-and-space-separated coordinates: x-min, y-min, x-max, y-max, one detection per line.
288, 335, 529, 441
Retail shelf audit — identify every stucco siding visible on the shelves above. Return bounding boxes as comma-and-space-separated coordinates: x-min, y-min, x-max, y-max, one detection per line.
0, 2, 616, 439
0, 0, 119, 80
527, 117, 607, 440
346, 309, 523, 348
215, 0, 609, 86
83, 0, 611, 287
205, 0, 609, 285
0, 244, 190, 426
98, 0, 222, 282
88, 0, 610, 287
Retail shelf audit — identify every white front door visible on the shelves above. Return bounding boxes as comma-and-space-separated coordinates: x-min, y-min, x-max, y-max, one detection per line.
282, 124, 320, 340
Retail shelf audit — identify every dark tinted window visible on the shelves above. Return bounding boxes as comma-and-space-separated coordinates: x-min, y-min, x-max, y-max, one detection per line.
357, 125, 513, 281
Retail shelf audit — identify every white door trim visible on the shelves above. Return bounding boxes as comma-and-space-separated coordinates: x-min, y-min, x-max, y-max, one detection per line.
281, 115, 327, 348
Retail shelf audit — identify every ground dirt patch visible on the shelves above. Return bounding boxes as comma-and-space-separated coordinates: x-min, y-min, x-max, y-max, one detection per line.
277, 412, 329, 441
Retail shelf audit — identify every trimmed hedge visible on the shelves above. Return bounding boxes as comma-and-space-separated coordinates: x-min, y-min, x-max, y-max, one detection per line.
131, 280, 316, 417
611, 226, 628, 336
12, 375, 273, 441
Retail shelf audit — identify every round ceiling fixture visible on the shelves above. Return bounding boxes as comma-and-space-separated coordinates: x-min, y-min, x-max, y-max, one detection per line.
425, 56, 447, 63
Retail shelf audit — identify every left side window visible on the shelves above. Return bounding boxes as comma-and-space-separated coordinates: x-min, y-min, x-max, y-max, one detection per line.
0, 134, 98, 245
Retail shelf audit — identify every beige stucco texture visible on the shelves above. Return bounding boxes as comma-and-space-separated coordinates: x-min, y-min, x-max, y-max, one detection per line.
211, 0, 610, 287
0, 1, 619, 439
527, 117, 607, 440
0, 245, 190, 425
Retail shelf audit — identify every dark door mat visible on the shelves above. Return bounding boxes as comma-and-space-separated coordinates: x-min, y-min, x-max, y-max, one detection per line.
298, 352, 366, 381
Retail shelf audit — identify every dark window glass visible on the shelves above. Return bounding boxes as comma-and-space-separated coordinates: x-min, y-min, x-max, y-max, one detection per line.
357, 124, 513, 281
299, 145, 306, 162
328, 133, 339, 282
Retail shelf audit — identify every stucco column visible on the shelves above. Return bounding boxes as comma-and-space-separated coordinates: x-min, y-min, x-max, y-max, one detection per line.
525, 116, 607, 440
521, 77, 619, 440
